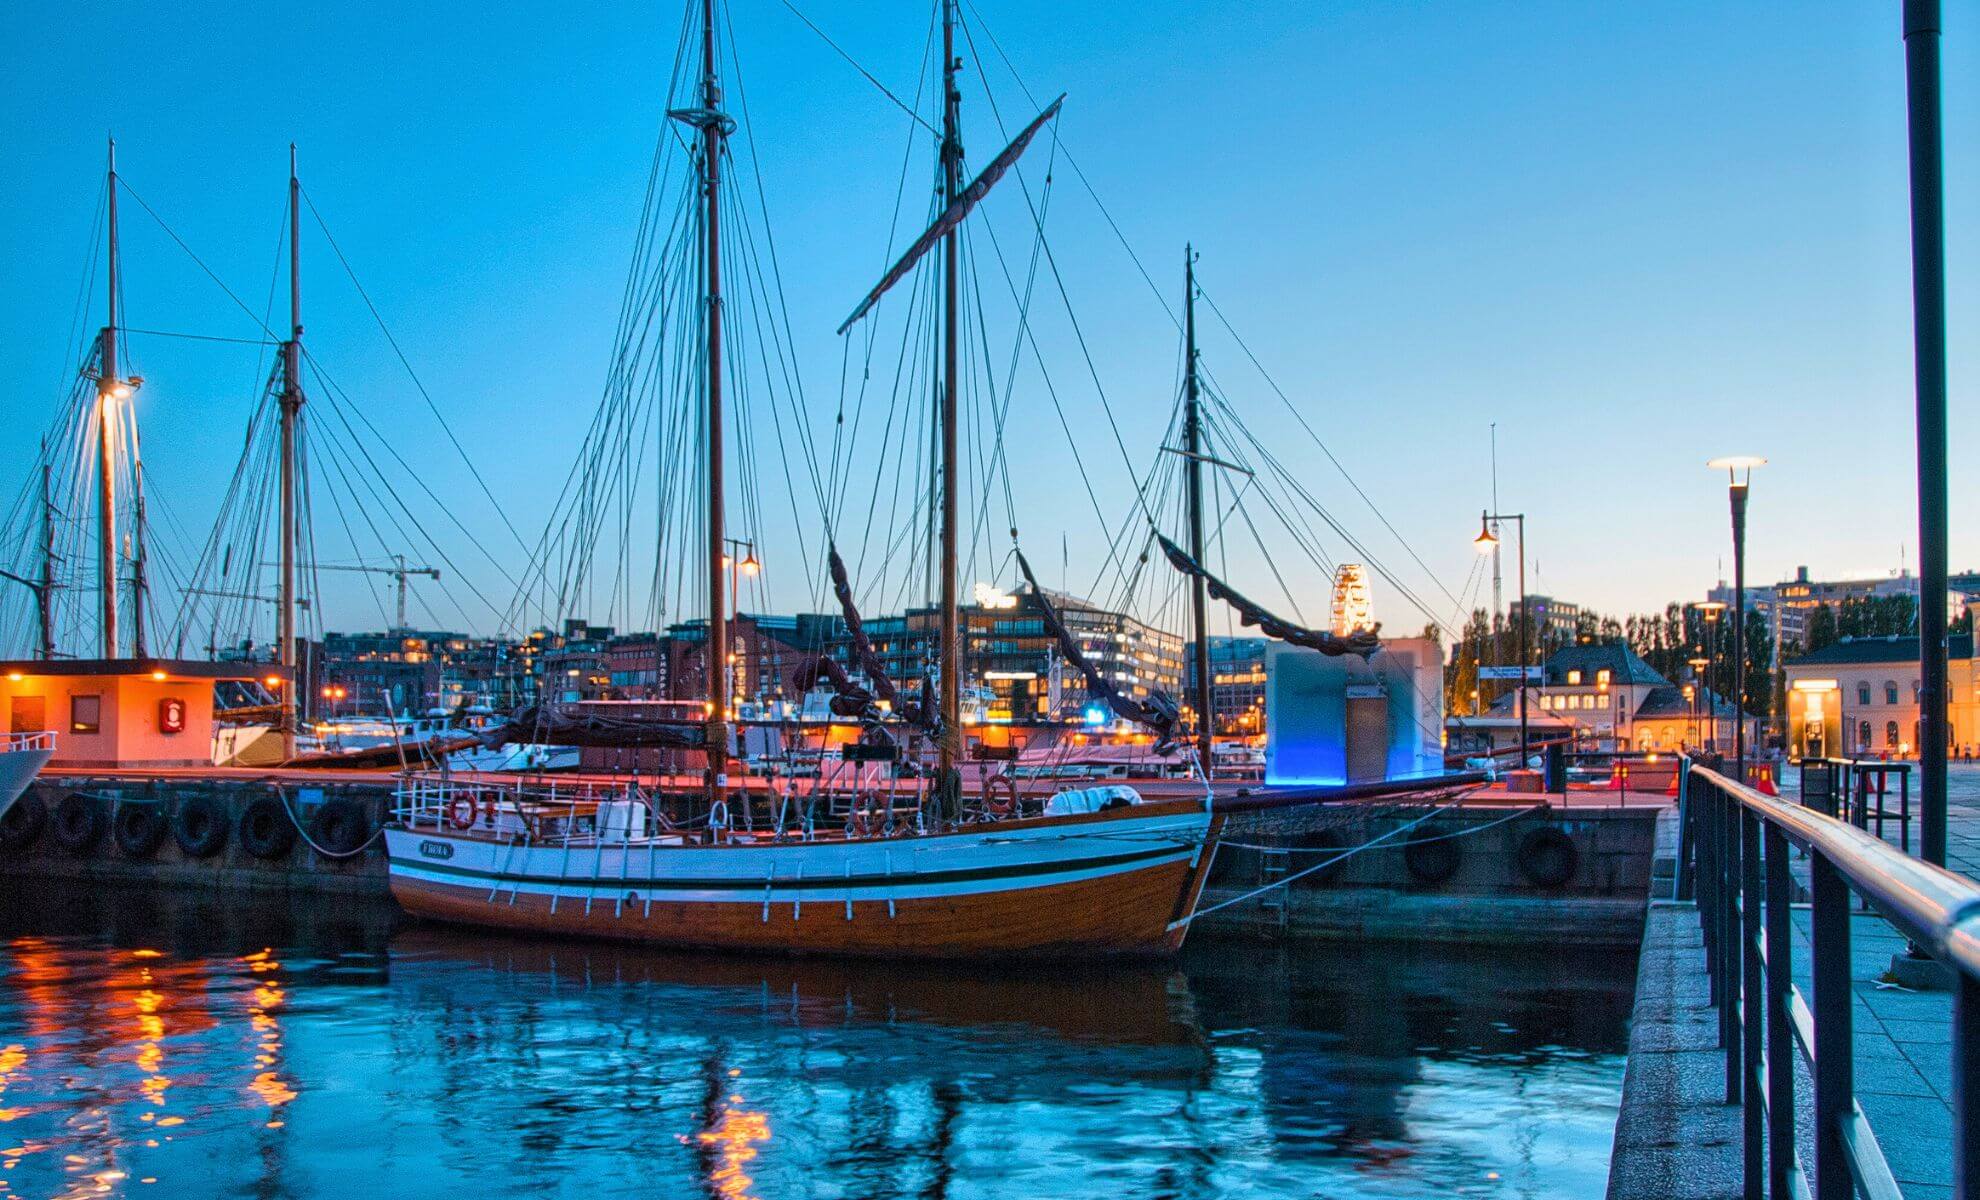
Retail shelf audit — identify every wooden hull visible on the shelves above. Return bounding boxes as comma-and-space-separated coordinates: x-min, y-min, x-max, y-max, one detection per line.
385, 801, 1222, 960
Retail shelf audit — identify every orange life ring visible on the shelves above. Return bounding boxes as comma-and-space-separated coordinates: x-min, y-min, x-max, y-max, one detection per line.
982, 774, 1019, 818
445, 795, 477, 831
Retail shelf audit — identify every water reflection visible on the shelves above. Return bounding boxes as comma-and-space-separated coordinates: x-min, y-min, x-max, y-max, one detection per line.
0, 884, 1630, 1199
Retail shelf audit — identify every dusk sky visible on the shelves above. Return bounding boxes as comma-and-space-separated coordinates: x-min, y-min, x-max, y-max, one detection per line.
1, 1, 1971, 644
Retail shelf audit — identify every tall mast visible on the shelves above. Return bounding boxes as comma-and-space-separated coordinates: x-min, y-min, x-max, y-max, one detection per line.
130, 455, 148, 657
37, 455, 55, 660
696, 0, 730, 808
97, 138, 122, 659
1182, 246, 1213, 775
279, 145, 304, 758
934, 0, 963, 813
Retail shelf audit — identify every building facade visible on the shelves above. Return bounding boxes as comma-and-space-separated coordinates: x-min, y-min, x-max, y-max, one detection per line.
848, 584, 1183, 724
1185, 636, 1269, 736
1782, 634, 1978, 758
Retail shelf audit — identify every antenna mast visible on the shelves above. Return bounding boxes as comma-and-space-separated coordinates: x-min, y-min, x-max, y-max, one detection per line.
934, 0, 964, 817
1183, 246, 1213, 775
279, 145, 305, 758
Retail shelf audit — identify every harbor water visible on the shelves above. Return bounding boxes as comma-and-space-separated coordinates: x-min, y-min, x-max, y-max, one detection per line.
0, 886, 1633, 1199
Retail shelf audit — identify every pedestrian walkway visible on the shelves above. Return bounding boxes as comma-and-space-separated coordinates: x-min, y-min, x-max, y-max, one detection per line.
1607, 764, 1980, 1199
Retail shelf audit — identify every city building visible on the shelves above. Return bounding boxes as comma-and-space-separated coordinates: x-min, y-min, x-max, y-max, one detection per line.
1713, 566, 1967, 655
1782, 633, 1978, 758
1185, 636, 1269, 736
1510, 595, 1583, 645
850, 583, 1183, 724
318, 628, 527, 716
1492, 641, 1759, 752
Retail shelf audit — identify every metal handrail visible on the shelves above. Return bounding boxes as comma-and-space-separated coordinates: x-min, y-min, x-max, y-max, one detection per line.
1683, 759, 1979, 1199
1, 730, 56, 753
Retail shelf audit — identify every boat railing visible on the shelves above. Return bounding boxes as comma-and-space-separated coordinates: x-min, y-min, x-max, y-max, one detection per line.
1679, 759, 1980, 1198
393, 769, 864, 847
1, 731, 56, 754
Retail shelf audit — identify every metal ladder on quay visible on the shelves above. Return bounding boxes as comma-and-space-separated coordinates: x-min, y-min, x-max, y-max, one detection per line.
1257, 846, 1291, 930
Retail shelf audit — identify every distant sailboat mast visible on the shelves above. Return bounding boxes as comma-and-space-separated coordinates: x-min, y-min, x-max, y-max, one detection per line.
279, 145, 305, 758
1182, 246, 1213, 774
97, 139, 124, 659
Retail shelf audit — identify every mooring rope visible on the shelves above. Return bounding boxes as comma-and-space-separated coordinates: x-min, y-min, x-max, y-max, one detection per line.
1183, 796, 1549, 924
275, 787, 386, 860
1217, 801, 1546, 854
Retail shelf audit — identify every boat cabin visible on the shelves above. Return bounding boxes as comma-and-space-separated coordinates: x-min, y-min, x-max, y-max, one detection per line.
0, 659, 286, 770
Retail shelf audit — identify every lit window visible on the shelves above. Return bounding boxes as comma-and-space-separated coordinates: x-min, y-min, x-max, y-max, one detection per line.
71, 694, 102, 735
1566, 670, 1582, 685
1597, 669, 1612, 686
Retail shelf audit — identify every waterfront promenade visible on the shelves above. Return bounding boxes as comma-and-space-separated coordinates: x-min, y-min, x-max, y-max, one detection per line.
1608, 764, 1980, 1199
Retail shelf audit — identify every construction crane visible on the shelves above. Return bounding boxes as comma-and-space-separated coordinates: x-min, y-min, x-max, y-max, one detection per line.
307, 556, 440, 632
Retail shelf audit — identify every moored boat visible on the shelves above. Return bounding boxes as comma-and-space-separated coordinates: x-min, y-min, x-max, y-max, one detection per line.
387, 774, 1222, 957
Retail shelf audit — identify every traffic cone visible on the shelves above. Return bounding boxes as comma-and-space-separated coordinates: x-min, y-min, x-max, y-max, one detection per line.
1665, 769, 1680, 797
1753, 764, 1779, 797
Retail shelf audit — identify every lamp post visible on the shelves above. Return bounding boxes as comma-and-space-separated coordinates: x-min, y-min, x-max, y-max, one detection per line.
1707, 458, 1764, 784
721, 538, 759, 719
1687, 656, 1710, 751
1689, 603, 1726, 753
1903, 0, 1947, 868
1475, 511, 1527, 764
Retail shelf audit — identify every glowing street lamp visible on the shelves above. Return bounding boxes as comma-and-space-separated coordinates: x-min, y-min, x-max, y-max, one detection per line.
1473, 508, 1528, 763
1706, 458, 1764, 780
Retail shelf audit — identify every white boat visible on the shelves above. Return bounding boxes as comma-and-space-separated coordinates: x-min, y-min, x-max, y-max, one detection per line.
0, 731, 55, 819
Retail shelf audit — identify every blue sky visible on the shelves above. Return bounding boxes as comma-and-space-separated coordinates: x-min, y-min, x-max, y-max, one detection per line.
0, 1, 1971, 644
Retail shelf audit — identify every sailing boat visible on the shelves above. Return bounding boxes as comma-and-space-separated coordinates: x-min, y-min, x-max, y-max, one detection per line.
385, 0, 1231, 958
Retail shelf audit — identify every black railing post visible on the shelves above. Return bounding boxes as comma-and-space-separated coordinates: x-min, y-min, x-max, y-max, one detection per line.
1741, 808, 1764, 1197
1956, 973, 1977, 1198
1703, 782, 1722, 1003
1723, 790, 1743, 1103
1676, 760, 1696, 900
1764, 824, 1794, 1200
1811, 852, 1853, 1199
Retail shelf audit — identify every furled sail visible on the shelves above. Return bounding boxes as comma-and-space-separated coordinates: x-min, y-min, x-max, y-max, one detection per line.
1156, 533, 1382, 657
826, 544, 901, 708
1014, 549, 1179, 739
483, 704, 704, 751
818, 545, 940, 731
837, 95, 1066, 335
792, 654, 880, 719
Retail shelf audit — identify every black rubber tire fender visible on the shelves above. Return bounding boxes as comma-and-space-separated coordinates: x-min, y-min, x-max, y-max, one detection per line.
238, 795, 298, 861
113, 803, 170, 859
1516, 827, 1579, 890
1402, 825, 1461, 884
50, 793, 106, 856
172, 795, 230, 858
0, 792, 49, 854
308, 796, 370, 857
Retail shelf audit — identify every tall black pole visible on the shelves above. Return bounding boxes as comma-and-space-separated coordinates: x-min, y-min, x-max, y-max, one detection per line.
1731, 483, 1748, 786
1183, 246, 1213, 776
1904, 0, 1947, 867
